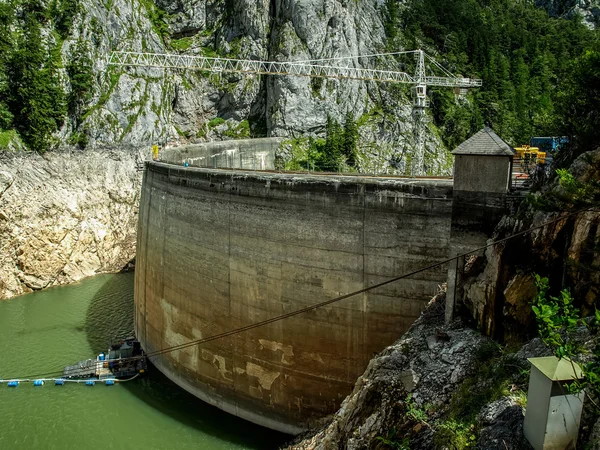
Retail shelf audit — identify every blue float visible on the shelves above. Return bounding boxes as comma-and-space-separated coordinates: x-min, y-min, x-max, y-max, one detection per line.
7, 381, 18, 387
55, 379, 65, 386
33, 380, 44, 386
85, 380, 95, 386
105, 379, 115, 386
98, 353, 106, 361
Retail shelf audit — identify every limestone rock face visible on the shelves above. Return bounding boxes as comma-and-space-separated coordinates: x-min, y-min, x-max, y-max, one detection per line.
50, 0, 453, 175
266, 0, 382, 136
154, 0, 206, 35
61, 0, 171, 144
503, 274, 537, 327
0, 149, 140, 300
535, 0, 599, 28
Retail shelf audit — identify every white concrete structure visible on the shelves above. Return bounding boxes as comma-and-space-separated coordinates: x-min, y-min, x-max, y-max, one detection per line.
524, 356, 585, 450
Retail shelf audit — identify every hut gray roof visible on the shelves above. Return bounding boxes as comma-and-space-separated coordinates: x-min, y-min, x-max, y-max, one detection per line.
452, 127, 515, 156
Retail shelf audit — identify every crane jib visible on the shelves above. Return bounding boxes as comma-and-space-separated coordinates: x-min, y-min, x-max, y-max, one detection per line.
107, 51, 482, 87
107, 50, 482, 176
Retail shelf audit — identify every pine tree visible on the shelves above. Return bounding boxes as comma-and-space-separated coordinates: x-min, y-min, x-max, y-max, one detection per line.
67, 40, 94, 121
55, 0, 80, 39
8, 8, 66, 152
0, 3, 14, 130
395, 0, 597, 148
324, 116, 343, 171
557, 49, 600, 154
342, 112, 358, 167
384, 0, 400, 41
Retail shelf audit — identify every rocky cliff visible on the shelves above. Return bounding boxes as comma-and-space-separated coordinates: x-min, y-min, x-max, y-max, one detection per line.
535, 0, 599, 28
0, 149, 140, 300
461, 149, 600, 340
0, 0, 453, 175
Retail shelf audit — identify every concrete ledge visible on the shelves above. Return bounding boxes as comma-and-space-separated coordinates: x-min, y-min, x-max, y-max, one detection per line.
159, 138, 283, 170
148, 162, 454, 199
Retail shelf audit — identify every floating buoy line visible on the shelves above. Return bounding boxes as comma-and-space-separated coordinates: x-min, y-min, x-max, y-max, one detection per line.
0, 373, 139, 387
0, 337, 148, 389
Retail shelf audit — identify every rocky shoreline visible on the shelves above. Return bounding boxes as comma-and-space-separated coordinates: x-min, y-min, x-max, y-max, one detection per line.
0, 148, 141, 300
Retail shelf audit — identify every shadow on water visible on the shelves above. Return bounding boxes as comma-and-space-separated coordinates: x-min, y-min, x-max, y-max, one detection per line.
84, 272, 290, 449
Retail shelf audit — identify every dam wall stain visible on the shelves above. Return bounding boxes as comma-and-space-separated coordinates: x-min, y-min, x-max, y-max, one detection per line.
135, 162, 453, 433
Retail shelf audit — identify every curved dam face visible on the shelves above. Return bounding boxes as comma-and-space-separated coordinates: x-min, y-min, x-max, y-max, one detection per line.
134, 163, 453, 433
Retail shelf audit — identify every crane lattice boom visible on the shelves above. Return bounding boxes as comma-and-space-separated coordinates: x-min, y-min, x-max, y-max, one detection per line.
108, 51, 482, 88
108, 50, 482, 175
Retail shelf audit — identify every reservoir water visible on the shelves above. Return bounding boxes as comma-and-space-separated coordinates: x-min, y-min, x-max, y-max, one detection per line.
0, 273, 288, 449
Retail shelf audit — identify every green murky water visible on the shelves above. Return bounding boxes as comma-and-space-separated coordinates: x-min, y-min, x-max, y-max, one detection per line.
0, 273, 288, 449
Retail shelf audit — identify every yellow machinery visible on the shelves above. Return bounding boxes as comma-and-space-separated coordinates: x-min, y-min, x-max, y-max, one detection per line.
514, 145, 546, 164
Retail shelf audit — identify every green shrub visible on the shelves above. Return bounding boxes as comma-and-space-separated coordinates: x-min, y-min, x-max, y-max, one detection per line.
433, 420, 476, 449
222, 120, 250, 139
0, 130, 18, 149
376, 428, 410, 449
170, 37, 193, 52
532, 274, 600, 403
68, 131, 88, 149
208, 117, 225, 128
139, 0, 169, 40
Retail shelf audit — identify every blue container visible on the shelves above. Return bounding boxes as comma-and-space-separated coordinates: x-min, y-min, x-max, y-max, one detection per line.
85, 380, 95, 386
33, 380, 44, 386
55, 379, 65, 386
7, 381, 18, 387
105, 379, 115, 386
98, 353, 105, 361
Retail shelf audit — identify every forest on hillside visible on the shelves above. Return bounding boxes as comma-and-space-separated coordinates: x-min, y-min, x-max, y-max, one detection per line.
385, 0, 600, 157
0, 0, 598, 159
0, 0, 92, 152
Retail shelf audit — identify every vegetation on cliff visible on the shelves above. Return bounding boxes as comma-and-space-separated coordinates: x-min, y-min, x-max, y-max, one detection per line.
385, 0, 599, 150
279, 113, 359, 172
0, 0, 597, 160
0, 0, 94, 152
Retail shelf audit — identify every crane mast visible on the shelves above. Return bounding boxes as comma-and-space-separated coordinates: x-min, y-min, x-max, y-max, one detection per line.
412, 50, 428, 176
108, 50, 481, 175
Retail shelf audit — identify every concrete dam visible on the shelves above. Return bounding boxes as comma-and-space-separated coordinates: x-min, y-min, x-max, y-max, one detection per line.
134, 133, 514, 433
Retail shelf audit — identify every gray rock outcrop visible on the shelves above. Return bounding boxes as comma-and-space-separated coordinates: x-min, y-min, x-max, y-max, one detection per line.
477, 399, 532, 450
461, 149, 600, 339
535, 0, 599, 28
47, 0, 454, 175
0, 149, 141, 300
